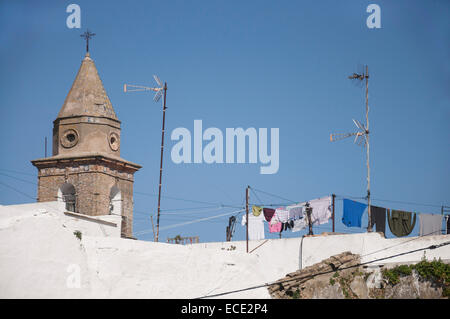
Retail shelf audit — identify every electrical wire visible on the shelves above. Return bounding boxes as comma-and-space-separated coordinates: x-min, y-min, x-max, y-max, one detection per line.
249, 187, 264, 207
0, 168, 36, 177
135, 191, 243, 209
250, 187, 297, 204
134, 209, 245, 236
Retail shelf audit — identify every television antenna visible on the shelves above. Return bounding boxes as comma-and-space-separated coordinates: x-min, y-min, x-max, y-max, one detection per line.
124, 75, 167, 242
330, 65, 373, 232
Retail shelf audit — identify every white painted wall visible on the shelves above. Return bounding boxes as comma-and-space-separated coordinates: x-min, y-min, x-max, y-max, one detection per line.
194, 232, 450, 271
0, 201, 122, 238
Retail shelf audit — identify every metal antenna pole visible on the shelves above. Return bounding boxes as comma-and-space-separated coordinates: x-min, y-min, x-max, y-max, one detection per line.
124, 75, 166, 241
331, 64, 373, 233
332, 194, 336, 232
150, 215, 155, 242
365, 65, 372, 232
246, 186, 249, 253
155, 82, 168, 242
306, 202, 313, 235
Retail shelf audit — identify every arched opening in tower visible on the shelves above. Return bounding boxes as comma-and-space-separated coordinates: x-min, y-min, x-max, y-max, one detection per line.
58, 183, 76, 212
109, 186, 122, 216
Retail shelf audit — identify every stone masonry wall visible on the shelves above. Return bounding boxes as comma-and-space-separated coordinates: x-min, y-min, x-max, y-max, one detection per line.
268, 252, 448, 299
36, 161, 136, 238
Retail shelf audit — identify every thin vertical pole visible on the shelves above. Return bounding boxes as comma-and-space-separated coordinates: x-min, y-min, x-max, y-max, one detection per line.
365, 65, 372, 232
45, 137, 47, 158
155, 83, 167, 242
332, 194, 336, 233
246, 186, 249, 253
150, 215, 155, 242
306, 203, 313, 236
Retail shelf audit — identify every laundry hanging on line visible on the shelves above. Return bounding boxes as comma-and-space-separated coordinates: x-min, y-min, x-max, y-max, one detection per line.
242, 196, 332, 237
263, 208, 275, 222
447, 216, 450, 235
242, 196, 443, 239
387, 209, 416, 237
419, 213, 442, 237
370, 205, 386, 234
286, 204, 303, 220
291, 218, 307, 232
252, 205, 263, 217
241, 213, 265, 240
307, 196, 333, 225
269, 220, 282, 233
342, 199, 367, 228
271, 207, 289, 224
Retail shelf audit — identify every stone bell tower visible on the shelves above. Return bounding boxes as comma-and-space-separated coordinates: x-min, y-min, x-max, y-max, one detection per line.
31, 50, 141, 238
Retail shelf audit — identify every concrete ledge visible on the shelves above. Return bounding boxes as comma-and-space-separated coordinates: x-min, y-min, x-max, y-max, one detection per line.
64, 211, 118, 227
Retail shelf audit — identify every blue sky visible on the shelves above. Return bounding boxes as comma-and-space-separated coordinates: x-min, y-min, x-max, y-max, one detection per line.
0, 0, 449, 242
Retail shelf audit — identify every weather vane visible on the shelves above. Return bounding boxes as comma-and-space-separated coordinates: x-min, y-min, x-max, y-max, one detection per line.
80, 29, 96, 53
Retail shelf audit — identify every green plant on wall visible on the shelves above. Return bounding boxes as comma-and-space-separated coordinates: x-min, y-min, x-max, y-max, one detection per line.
73, 230, 82, 240
382, 258, 450, 297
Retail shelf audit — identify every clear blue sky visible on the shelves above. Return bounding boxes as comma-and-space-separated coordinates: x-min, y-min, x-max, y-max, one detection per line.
0, 0, 449, 242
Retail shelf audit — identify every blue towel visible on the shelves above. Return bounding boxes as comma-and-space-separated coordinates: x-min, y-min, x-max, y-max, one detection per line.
342, 199, 367, 227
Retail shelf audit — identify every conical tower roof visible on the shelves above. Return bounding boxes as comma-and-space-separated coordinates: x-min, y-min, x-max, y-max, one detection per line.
57, 53, 118, 120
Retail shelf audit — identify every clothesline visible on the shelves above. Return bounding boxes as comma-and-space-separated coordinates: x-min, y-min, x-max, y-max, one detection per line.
243, 193, 449, 241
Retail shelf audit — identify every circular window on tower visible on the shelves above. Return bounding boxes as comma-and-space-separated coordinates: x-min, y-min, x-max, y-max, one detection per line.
109, 132, 120, 151
60, 129, 79, 148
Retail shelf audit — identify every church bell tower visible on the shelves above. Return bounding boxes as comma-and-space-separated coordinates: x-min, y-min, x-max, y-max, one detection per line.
31, 41, 141, 238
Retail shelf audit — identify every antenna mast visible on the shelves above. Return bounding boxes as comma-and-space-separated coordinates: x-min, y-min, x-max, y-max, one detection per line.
365, 65, 371, 232
124, 75, 167, 241
331, 65, 372, 232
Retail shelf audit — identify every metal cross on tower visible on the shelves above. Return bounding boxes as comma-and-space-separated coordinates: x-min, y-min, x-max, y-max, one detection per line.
80, 29, 96, 53
330, 65, 373, 232
124, 75, 167, 242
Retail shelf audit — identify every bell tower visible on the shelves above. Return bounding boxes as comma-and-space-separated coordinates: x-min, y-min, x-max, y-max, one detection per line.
31, 48, 141, 238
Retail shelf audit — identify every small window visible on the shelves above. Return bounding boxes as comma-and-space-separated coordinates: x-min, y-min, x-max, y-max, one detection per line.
61, 129, 79, 148
66, 133, 76, 142
108, 132, 120, 151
